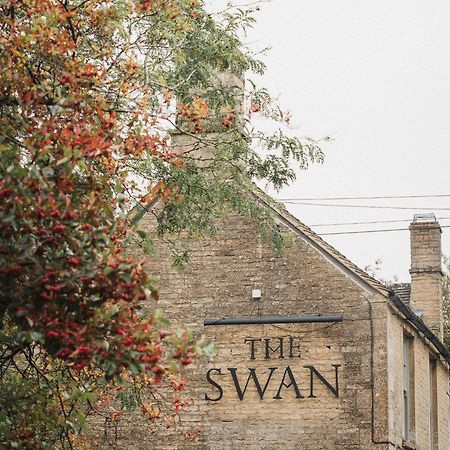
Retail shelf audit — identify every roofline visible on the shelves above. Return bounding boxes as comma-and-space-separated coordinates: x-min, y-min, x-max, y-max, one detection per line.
252, 188, 450, 363
129, 185, 450, 363
270, 206, 383, 296
129, 198, 159, 225
389, 292, 450, 365
251, 188, 390, 297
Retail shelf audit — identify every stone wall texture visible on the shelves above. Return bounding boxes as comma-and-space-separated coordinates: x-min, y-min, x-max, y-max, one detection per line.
409, 221, 444, 340
387, 308, 449, 449
116, 208, 450, 450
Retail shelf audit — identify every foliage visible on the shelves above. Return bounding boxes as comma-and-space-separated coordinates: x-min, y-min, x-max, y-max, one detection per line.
363, 258, 398, 285
0, 0, 323, 447
0, 334, 198, 449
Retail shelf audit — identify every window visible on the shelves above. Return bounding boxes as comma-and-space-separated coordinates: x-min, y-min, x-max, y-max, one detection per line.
403, 334, 415, 441
429, 358, 438, 449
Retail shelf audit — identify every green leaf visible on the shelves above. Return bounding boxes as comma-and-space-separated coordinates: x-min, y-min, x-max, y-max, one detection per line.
30, 331, 44, 343
202, 340, 216, 358
153, 308, 164, 320
136, 229, 147, 239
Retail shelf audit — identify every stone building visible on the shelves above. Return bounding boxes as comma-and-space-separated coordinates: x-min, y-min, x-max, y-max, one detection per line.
126, 70, 450, 449
131, 191, 450, 449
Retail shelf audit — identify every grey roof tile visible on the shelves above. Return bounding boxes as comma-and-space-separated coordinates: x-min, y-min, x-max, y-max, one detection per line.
389, 283, 411, 305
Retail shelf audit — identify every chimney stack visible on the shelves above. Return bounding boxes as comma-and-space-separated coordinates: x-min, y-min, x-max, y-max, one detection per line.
171, 69, 244, 162
409, 214, 444, 340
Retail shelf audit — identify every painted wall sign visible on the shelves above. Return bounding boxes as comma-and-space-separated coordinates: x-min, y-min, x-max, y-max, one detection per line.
204, 336, 341, 402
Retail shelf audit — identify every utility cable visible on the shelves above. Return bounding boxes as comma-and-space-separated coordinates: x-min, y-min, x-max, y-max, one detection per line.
277, 194, 450, 201
280, 201, 450, 211
317, 225, 450, 236
310, 217, 450, 227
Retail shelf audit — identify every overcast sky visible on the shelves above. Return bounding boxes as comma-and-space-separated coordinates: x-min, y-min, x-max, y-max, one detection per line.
206, 0, 450, 282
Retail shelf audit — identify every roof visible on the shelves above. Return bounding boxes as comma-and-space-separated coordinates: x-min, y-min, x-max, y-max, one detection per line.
389, 283, 411, 305
251, 187, 392, 297
130, 183, 449, 364
251, 188, 450, 364
253, 188, 450, 364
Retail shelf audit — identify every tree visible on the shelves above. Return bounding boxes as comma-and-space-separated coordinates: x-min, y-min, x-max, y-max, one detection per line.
0, 1, 324, 447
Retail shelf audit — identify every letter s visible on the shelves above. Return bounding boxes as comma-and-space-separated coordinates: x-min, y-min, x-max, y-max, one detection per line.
204, 368, 223, 401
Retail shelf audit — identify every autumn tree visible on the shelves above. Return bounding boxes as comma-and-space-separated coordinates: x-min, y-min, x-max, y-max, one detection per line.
0, 0, 323, 447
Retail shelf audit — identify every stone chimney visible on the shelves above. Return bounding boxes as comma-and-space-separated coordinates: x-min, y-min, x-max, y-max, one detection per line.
409, 213, 444, 340
171, 69, 245, 160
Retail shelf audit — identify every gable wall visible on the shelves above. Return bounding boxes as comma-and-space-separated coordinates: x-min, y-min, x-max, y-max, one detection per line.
125, 210, 391, 449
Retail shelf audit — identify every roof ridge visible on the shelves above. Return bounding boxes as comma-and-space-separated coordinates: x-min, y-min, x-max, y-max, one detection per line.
251, 186, 391, 297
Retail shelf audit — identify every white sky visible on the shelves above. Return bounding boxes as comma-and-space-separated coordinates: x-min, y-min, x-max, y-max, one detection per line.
206, 0, 450, 282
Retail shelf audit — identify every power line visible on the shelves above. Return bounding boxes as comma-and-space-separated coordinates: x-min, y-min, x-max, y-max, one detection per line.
281, 201, 450, 211
277, 194, 450, 201
311, 217, 450, 227
318, 225, 450, 236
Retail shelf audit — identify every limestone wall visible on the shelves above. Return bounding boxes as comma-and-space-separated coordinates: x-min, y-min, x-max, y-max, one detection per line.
387, 307, 449, 449
124, 211, 393, 450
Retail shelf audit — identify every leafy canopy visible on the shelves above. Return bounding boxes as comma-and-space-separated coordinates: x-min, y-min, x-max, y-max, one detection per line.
0, 0, 323, 447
